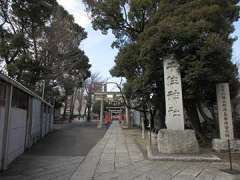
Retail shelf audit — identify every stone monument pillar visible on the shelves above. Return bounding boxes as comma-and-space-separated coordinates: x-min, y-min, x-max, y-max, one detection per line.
157, 57, 199, 154
164, 57, 184, 130
141, 117, 145, 139
98, 97, 104, 128
212, 83, 240, 152
125, 106, 130, 128
216, 83, 234, 140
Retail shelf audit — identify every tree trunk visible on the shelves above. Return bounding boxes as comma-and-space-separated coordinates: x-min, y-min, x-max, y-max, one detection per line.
69, 88, 78, 122
158, 101, 166, 129
185, 99, 208, 143
197, 103, 219, 137
69, 95, 74, 122
83, 106, 87, 121
31, 22, 38, 62
86, 90, 92, 122
150, 109, 156, 130
87, 105, 91, 122
209, 105, 219, 138
143, 106, 149, 129
63, 97, 68, 120
77, 88, 84, 119
197, 103, 213, 122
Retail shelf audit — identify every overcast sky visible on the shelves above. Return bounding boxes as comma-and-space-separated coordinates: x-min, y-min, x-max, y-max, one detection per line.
57, 0, 240, 81
56, 0, 118, 85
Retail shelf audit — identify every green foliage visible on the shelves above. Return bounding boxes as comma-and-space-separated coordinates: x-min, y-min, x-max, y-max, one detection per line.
83, 0, 159, 47
87, 0, 240, 105
138, 0, 240, 102
0, 1, 91, 106
107, 0, 240, 132
0, 0, 55, 64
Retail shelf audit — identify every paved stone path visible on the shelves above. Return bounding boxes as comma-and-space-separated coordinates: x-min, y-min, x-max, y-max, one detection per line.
71, 121, 240, 180
1, 121, 239, 180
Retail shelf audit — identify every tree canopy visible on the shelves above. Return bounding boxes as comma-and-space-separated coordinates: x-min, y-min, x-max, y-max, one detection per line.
0, 0, 91, 108
84, 0, 240, 140
83, 0, 160, 48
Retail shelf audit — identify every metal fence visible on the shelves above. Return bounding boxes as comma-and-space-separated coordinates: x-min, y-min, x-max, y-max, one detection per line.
0, 74, 54, 170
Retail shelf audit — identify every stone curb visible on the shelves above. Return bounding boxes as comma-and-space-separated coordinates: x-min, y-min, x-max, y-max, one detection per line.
147, 145, 222, 162
147, 146, 240, 179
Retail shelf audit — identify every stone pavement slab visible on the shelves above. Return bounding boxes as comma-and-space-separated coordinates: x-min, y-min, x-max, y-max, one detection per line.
70, 121, 240, 180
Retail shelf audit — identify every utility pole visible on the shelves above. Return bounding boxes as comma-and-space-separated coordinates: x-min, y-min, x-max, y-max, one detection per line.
42, 80, 45, 99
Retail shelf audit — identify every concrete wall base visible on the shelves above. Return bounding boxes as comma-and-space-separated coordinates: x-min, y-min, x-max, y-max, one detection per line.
212, 139, 240, 152
157, 129, 199, 154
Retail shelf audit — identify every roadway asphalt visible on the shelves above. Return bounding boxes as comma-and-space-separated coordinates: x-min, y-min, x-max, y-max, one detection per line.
27, 121, 107, 156
0, 121, 107, 180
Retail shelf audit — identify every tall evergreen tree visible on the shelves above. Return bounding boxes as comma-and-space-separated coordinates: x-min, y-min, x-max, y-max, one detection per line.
0, 1, 91, 109
136, 0, 240, 139
83, 0, 159, 47
85, 0, 240, 140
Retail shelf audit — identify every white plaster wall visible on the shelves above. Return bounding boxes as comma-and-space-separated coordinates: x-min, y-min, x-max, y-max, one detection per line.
49, 109, 53, 131
45, 113, 48, 135
46, 112, 50, 134
0, 107, 5, 169
49, 110, 53, 132
41, 114, 45, 137
73, 98, 87, 115
60, 97, 87, 115
132, 110, 141, 127
42, 113, 48, 137
7, 108, 27, 165
31, 99, 41, 143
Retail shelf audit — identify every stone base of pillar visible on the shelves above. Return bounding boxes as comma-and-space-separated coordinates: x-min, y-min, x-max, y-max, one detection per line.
148, 131, 158, 146
212, 139, 240, 152
157, 130, 199, 154
97, 121, 103, 128
97, 120, 103, 128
